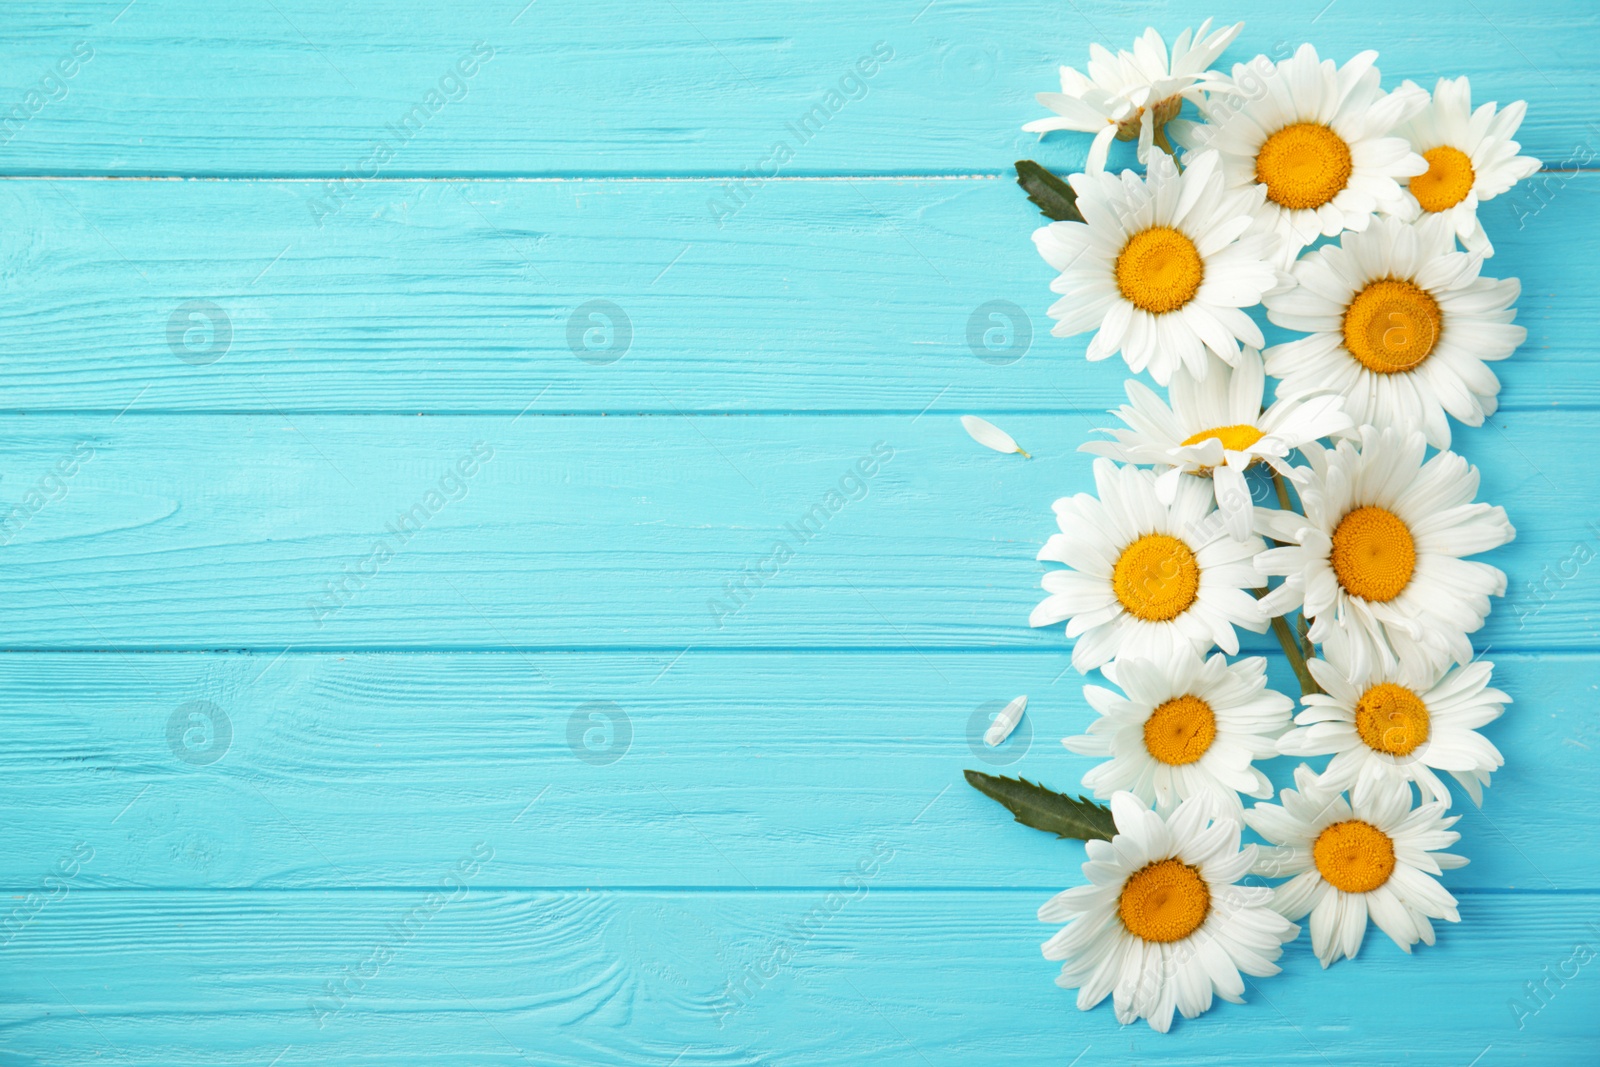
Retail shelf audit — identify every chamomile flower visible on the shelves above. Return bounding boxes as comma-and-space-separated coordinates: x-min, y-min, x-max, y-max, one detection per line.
1031, 458, 1270, 673
1066, 652, 1293, 815
1255, 426, 1515, 679
1033, 150, 1282, 386
1173, 44, 1427, 265
1280, 627, 1509, 806
1245, 767, 1465, 967
1041, 792, 1298, 1031
1083, 348, 1352, 540
1024, 20, 1243, 172
1264, 215, 1525, 448
1391, 77, 1541, 256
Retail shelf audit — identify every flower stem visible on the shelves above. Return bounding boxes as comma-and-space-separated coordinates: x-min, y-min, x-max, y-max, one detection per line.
1269, 611, 1320, 697
1264, 469, 1321, 697
1152, 125, 1181, 170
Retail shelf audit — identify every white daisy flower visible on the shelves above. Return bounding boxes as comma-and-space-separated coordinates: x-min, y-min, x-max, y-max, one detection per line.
1024, 20, 1243, 172
1041, 792, 1298, 1032
1280, 626, 1509, 807
1066, 652, 1294, 815
1031, 458, 1270, 674
1255, 426, 1515, 680
1033, 150, 1283, 386
1264, 215, 1525, 448
1245, 766, 1465, 967
1391, 76, 1541, 256
1082, 348, 1352, 540
1174, 44, 1428, 265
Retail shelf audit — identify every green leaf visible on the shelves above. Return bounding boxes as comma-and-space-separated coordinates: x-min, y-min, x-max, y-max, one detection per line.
963, 769, 1116, 841
1014, 160, 1082, 222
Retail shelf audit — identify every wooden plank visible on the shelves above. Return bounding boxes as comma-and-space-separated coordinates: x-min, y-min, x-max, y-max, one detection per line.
0, 0, 1590, 176
0, 887, 1591, 1064
0, 172, 1589, 414
0, 411, 1577, 650
0, 650, 1589, 890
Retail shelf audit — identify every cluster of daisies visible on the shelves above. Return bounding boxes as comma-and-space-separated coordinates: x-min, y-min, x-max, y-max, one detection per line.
1019, 21, 1533, 1031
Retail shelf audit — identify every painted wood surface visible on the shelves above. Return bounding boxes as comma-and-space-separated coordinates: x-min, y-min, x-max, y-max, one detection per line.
1, 1, 1597, 1064
0, 173, 1589, 414
0, 0, 1591, 176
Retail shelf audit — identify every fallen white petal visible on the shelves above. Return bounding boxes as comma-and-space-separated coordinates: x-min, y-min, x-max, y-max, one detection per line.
985, 694, 1028, 746
961, 415, 1030, 457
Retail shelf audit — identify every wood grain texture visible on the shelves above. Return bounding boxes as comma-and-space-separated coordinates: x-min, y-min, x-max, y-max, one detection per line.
0, 650, 1590, 890
0, 0, 1591, 176
0, 410, 1579, 649
0, 889, 1593, 1065
0, 173, 1587, 414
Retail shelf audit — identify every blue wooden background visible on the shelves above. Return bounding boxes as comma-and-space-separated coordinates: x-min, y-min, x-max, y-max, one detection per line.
1, 1, 1596, 1063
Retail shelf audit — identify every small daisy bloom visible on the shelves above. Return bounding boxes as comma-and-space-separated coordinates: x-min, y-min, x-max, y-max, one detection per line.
1264, 215, 1524, 448
1031, 458, 1270, 673
1041, 792, 1298, 1031
1256, 426, 1514, 680
1024, 20, 1243, 172
1173, 44, 1427, 264
1066, 652, 1294, 815
1246, 767, 1465, 967
1034, 150, 1283, 386
1392, 76, 1541, 256
1280, 627, 1509, 806
1083, 348, 1352, 540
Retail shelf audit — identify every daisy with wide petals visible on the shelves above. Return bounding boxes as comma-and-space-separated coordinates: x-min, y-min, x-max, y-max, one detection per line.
1041, 792, 1298, 1031
1034, 150, 1282, 386
1392, 77, 1541, 256
1083, 348, 1352, 540
1031, 458, 1270, 673
1025, 20, 1243, 172
1280, 626, 1509, 806
1246, 767, 1465, 967
1256, 426, 1514, 680
1066, 652, 1293, 815
1264, 215, 1524, 447
1173, 44, 1427, 265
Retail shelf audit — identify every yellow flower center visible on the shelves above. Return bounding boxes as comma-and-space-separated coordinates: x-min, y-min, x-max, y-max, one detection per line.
1115, 227, 1204, 314
1354, 682, 1431, 756
1117, 858, 1210, 943
1255, 122, 1353, 210
1180, 424, 1266, 453
1411, 145, 1476, 213
1143, 694, 1217, 766
1330, 506, 1416, 603
1342, 278, 1442, 374
1112, 534, 1201, 621
1313, 820, 1397, 894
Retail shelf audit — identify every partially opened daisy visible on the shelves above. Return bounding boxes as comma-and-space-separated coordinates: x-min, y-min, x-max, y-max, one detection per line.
1066, 652, 1293, 815
1174, 44, 1427, 264
1031, 458, 1270, 673
1264, 215, 1524, 447
1082, 348, 1352, 540
1246, 767, 1465, 967
1391, 77, 1541, 256
1024, 20, 1242, 172
1041, 792, 1298, 1031
1280, 626, 1508, 806
1256, 426, 1514, 679
1034, 150, 1282, 386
